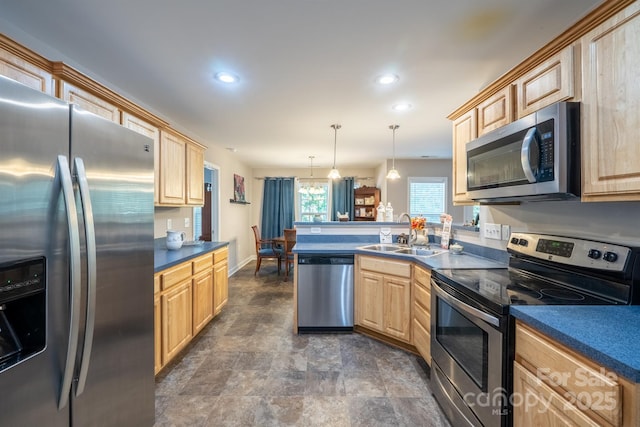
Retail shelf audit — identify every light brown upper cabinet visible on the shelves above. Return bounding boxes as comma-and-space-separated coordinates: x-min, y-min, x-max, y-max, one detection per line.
515, 44, 578, 118
60, 81, 121, 123
186, 142, 205, 206
581, 2, 640, 201
123, 113, 161, 204
158, 130, 205, 206
452, 109, 477, 205
477, 86, 514, 136
0, 47, 54, 95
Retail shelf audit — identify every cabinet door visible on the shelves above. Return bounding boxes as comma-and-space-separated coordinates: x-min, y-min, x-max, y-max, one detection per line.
192, 269, 214, 334
513, 362, 600, 427
186, 142, 205, 206
154, 274, 162, 375
452, 109, 477, 205
60, 81, 121, 123
0, 49, 54, 95
123, 113, 160, 205
581, 3, 640, 201
356, 271, 384, 332
161, 279, 192, 364
515, 45, 577, 118
159, 131, 186, 205
213, 260, 229, 315
383, 276, 412, 342
477, 86, 513, 136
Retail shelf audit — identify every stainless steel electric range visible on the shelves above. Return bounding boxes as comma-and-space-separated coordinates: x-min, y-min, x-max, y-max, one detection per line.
430, 232, 640, 427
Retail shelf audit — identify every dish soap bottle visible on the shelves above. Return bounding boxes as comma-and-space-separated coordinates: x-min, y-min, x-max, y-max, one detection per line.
385, 202, 393, 222
376, 202, 386, 222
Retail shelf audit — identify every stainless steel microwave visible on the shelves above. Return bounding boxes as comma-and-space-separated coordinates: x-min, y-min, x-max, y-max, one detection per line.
466, 101, 580, 203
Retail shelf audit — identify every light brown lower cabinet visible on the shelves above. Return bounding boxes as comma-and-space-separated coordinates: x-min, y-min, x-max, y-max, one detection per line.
514, 320, 640, 427
213, 247, 229, 315
161, 278, 193, 363
355, 255, 412, 343
412, 265, 431, 364
155, 247, 229, 374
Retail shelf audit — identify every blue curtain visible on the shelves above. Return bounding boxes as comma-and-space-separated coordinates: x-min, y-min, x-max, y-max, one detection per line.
331, 177, 355, 221
261, 177, 295, 239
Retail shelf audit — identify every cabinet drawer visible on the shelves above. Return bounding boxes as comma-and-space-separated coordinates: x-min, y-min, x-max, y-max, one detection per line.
161, 262, 192, 290
213, 247, 228, 264
414, 266, 431, 289
414, 281, 430, 311
516, 321, 621, 426
413, 301, 430, 333
359, 256, 411, 278
192, 253, 213, 274
413, 318, 431, 364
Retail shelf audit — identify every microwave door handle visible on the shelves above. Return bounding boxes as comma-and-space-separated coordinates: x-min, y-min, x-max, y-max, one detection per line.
73, 157, 96, 397
521, 128, 539, 183
56, 155, 82, 410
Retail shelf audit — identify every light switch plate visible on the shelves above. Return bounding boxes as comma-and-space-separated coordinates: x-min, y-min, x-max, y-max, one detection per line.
167, 219, 172, 229
501, 224, 511, 241
184, 217, 190, 227
484, 222, 502, 240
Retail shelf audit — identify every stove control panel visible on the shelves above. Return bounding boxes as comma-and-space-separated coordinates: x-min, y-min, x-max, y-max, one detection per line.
508, 232, 631, 272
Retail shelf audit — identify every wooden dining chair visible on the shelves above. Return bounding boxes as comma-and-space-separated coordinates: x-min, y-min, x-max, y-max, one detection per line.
252, 225, 281, 275
283, 228, 297, 282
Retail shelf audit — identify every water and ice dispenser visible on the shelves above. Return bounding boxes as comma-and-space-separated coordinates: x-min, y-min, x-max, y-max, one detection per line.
0, 257, 46, 372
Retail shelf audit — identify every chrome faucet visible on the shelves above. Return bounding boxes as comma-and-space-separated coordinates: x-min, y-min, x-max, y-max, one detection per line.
397, 212, 417, 246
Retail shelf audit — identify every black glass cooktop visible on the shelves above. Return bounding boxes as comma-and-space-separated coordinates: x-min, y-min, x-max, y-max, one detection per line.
433, 267, 618, 315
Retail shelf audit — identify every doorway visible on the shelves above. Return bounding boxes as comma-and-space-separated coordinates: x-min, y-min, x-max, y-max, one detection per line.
194, 163, 220, 241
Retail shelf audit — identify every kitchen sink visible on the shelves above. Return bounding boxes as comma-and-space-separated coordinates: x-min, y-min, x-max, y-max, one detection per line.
394, 247, 445, 256
359, 244, 446, 257
360, 244, 402, 252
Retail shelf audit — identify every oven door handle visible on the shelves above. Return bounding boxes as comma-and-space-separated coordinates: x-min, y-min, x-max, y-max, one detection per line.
434, 282, 500, 327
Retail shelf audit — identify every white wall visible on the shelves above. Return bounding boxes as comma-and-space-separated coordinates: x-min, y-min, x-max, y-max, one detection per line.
382, 158, 464, 222
453, 200, 640, 250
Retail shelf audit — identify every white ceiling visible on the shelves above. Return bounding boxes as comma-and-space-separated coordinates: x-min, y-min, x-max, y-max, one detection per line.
0, 0, 601, 170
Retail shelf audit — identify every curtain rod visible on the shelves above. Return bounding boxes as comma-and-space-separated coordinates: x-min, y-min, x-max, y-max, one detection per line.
254, 176, 373, 180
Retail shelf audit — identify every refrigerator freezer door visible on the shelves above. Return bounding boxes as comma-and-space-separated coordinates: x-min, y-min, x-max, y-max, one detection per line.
70, 106, 155, 426
0, 77, 70, 426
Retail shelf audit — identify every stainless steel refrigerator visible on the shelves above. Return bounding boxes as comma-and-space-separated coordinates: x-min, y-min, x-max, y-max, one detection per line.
0, 75, 155, 426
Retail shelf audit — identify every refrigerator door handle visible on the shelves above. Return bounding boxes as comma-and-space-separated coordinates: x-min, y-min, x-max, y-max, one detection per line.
56, 155, 82, 410
73, 157, 97, 397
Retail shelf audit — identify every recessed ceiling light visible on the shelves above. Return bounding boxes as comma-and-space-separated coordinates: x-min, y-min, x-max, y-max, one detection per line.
226, 147, 237, 152
375, 74, 399, 85
215, 72, 239, 84
392, 103, 413, 112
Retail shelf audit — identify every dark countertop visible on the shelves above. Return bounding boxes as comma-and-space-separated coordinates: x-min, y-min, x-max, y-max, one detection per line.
154, 239, 229, 272
511, 306, 640, 382
293, 242, 506, 270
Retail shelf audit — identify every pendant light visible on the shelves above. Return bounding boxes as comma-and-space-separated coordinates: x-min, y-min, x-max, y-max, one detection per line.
386, 124, 401, 180
327, 124, 342, 179
299, 156, 325, 195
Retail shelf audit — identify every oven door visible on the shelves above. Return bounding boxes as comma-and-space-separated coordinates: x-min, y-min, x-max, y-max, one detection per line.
431, 279, 507, 427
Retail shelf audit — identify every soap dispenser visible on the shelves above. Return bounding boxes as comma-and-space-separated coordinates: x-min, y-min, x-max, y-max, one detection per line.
385, 202, 393, 222
376, 202, 386, 222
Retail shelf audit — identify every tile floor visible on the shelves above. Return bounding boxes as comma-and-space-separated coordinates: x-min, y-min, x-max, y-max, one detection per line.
154, 262, 450, 426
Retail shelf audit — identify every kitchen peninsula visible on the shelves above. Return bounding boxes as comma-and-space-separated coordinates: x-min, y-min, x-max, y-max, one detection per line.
292, 221, 506, 358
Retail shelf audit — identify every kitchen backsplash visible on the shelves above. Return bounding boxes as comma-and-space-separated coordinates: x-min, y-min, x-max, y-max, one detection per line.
154, 207, 194, 239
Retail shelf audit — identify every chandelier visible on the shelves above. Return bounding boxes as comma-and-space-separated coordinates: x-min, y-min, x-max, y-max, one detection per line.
299, 156, 325, 195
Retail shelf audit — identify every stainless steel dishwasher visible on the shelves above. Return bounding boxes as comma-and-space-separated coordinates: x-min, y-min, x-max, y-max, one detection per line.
297, 254, 354, 332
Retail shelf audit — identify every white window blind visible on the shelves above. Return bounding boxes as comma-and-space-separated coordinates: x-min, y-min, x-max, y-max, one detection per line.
408, 177, 447, 222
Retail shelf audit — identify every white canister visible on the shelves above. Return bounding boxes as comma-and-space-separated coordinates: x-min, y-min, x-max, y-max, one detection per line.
385, 202, 393, 222
376, 202, 386, 222
166, 230, 186, 250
